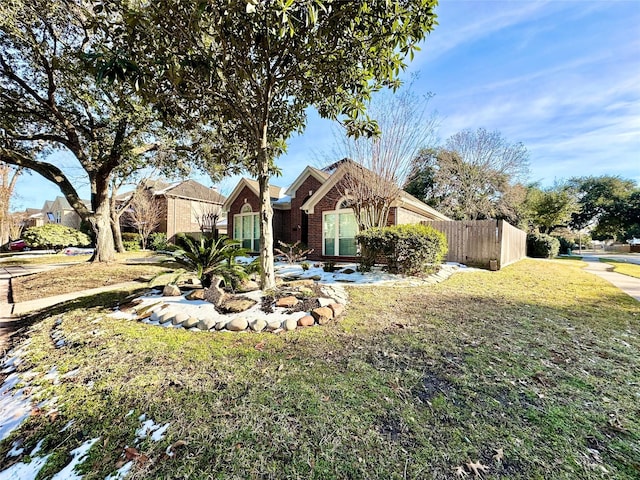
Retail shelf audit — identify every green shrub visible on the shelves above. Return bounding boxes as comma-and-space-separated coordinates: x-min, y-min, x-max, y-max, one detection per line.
527, 233, 560, 258
123, 240, 141, 251
122, 232, 141, 243
149, 232, 169, 251
554, 236, 573, 255
23, 224, 92, 251
356, 223, 448, 275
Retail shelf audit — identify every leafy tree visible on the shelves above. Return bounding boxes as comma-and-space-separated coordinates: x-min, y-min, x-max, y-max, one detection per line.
406, 129, 529, 220
0, 0, 190, 262
98, 0, 438, 289
525, 183, 579, 234
569, 176, 638, 240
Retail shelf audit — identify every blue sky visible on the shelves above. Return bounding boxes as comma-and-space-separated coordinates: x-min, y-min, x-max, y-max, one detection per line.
13, 0, 640, 210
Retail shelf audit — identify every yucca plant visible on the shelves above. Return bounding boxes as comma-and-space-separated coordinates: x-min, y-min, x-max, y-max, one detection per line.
166, 234, 250, 288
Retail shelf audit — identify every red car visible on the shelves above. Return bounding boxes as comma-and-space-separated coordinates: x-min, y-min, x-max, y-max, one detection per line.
9, 239, 28, 251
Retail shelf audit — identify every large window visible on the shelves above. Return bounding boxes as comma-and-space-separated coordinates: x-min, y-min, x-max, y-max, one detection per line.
323, 201, 358, 256
233, 204, 259, 250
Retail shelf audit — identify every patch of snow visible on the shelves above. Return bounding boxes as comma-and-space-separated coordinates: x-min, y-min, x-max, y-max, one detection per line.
0, 372, 33, 442
7, 441, 24, 457
50, 437, 100, 480
125, 409, 134, 417
135, 417, 169, 442
0, 441, 50, 480
104, 460, 133, 480
59, 420, 75, 432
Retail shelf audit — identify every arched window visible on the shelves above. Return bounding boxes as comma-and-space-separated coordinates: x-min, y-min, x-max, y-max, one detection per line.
234, 204, 259, 250
337, 197, 354, 209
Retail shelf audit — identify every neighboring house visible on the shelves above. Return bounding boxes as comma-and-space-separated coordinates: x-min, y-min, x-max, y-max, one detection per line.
223, 161, 450, 260
119, 179, 227, 242
25, 196, 90, 229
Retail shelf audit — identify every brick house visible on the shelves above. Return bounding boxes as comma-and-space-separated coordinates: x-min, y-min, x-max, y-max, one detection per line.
223, 161, 450, 260
119, 179, 226, 242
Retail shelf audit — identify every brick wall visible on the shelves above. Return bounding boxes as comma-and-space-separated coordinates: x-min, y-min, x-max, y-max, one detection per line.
227, 186, 261, 242
165, 197, 221, 242
290, 175, 324, 245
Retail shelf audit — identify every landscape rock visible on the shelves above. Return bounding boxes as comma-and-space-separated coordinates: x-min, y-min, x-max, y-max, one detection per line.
162, 284, 181, 297
172, 312, 190, 326
236, 280, 260, 293
311, 307, 333, 325
297, 315, 315, 327
159, 312, 175, 324
186, 289, 206, 301
203, 277, 227, 306
266, 320, 282, 331
197, 317, 217, 330
215, 320, 227, 331
226, 317, 249, 332
309, 275, 322, 281
221, 297, 257, 313
341, 268, 356, 274
328, 303, 345, 318
317, 297, 334, 308
276, 296, 299, 308
183, 317, 199, 328
283, 318, 298, 331
250, 319, 267, 332
284, 279, 315, 287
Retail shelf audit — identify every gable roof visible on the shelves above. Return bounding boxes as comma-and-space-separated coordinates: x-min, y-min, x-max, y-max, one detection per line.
300, 160, 449, 220
48, 196, 91, 212
284, 165, 330, 198
157, 179, 226, 204
222, 178, 284, 212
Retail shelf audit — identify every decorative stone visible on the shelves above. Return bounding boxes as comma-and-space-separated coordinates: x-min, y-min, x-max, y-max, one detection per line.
172, 312, 190, 325
226, 317, 249, 332
197, 317, 217, 330
203, 276, 227, 306
236, 280, 260, 293
309, 275, 322, 281
220, 297, 257, 313
162, 284, 181, 297
328, 303, 345, 318
183, 317, 199, 328
266, 320, 282, 331
135, 301, 161, 318
215, 320, 227, 331
297, 315, 315, 327
159, 312, 175, 324
283, 318, 298, 331
311, 307, 333, 325
341, 268, 356, 274
186, 289, 206, 301
150, 310, 162, 322
250, 319, 267, 332
317, 297, 334, 308
276, 296, 299, 308
284, 279, 315, 287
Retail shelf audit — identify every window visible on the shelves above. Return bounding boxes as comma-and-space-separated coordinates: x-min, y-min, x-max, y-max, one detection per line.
234, 204, 259, 250
323, 200, 358, 256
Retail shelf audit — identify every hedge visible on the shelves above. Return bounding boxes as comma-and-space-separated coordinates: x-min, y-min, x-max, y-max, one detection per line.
527, 233, 560, 258
23, 224, 92, 251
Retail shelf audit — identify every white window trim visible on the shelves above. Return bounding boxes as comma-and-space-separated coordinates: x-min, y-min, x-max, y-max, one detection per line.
233, 211, 259, 250
322, 207, 358, 257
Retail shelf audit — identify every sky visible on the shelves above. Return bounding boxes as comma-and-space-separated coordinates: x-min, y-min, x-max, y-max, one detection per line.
12, 0, 640, 211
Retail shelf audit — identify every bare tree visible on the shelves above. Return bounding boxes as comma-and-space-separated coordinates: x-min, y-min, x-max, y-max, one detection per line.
8, 211, 27, 241
193, 202, 223, 240
125, 186, 163, 250
331, 87, 439, 230
406, 128, 529, 220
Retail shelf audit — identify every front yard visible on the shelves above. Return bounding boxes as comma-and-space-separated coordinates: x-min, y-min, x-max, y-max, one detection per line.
0, 259, 638, 479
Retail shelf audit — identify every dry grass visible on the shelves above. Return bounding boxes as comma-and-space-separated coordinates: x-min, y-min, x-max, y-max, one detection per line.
11, 254, 170, 302
1, 259, 638, 479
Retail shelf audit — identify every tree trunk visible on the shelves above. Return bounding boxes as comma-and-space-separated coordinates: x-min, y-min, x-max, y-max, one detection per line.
111, 212, 126, 253
258, 126, 275, 290
90, 177, 116, 262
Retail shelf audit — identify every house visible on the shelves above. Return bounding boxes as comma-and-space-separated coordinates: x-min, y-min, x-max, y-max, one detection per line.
25, 196, 90, 229
118, 179, 227, 242
223, 161, 450, 260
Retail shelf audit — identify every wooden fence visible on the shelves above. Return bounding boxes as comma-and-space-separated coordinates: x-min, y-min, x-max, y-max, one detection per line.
423, 219, 526, 270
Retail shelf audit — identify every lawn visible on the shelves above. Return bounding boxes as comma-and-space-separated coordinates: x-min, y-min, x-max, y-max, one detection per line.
0, 259, 638, 479
600, 258, 640, 279
10, 252, 172, 303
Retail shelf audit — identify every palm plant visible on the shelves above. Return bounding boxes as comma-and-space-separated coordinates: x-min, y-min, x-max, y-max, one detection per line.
167, 234, 250, 288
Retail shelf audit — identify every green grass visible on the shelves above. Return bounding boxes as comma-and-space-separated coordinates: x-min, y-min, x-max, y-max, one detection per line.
1, 259, 638, 479
600, 258, 640, 279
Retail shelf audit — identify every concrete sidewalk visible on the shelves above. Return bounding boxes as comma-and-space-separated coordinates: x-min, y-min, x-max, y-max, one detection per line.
581, 255, 640, 302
